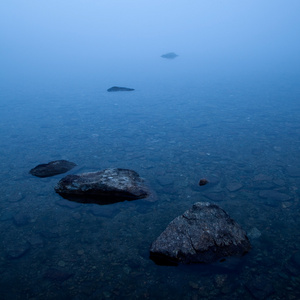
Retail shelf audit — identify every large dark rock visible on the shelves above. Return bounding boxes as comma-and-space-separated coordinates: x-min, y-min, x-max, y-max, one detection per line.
150, 202, 251, 265
107, 86, 134, 92
161, 52, 178, 59
55, 168, 150, 204
29, 160, 77, 178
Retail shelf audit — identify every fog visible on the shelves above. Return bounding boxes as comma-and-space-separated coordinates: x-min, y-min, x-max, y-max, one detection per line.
1, 0, 300, 90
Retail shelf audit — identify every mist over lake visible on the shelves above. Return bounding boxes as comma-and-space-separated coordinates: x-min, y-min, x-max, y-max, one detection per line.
1, 1, 300, 299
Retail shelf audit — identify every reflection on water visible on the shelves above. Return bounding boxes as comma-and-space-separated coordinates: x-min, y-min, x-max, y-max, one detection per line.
0, 80, 299, 299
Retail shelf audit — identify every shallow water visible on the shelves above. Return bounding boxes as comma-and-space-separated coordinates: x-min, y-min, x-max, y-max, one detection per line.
0, 74, 300, 299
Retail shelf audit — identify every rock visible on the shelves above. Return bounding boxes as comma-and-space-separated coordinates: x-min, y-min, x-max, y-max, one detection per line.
150, 202, 251, 265
199, 178, 208, 186
55, 168, 150, 204
161, 52, 178, 59
107, 86, 134, 92
29, 160, 76, 178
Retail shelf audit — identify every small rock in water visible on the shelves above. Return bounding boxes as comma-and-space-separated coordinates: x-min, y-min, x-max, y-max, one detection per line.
29, 160, 77, 178
150, 202, 251, 265
107, 86, 134, 92
199, 178, 208, 186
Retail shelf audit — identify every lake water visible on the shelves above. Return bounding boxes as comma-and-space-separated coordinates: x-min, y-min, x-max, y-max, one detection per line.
0, 68, 300, 299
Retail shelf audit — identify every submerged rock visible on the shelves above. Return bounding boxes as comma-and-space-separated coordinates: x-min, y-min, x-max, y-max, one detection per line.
107, 86, 134, 92
55, 168, 150, 204
150, 202, 251, 265
161, 52, 178, 59
29, 160, 76, 178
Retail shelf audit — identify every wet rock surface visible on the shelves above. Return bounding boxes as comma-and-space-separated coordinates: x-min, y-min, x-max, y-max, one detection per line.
55, 168, 150, 204
29, 160, 77, 178
107, 86, 134, 92
150, 202, 251, 265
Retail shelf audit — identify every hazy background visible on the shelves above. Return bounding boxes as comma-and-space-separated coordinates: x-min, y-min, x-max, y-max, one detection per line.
1, 0, 300, 92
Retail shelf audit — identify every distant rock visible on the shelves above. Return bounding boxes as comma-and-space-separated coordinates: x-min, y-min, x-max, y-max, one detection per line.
161, 52, 178, 59
29, 160, 76, 178
107, 86, 134, 92
55, 168, 150, 205
150, 202, 251, 265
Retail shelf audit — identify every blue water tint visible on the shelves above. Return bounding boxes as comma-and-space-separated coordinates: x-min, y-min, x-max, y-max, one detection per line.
0, 73, 300, 299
